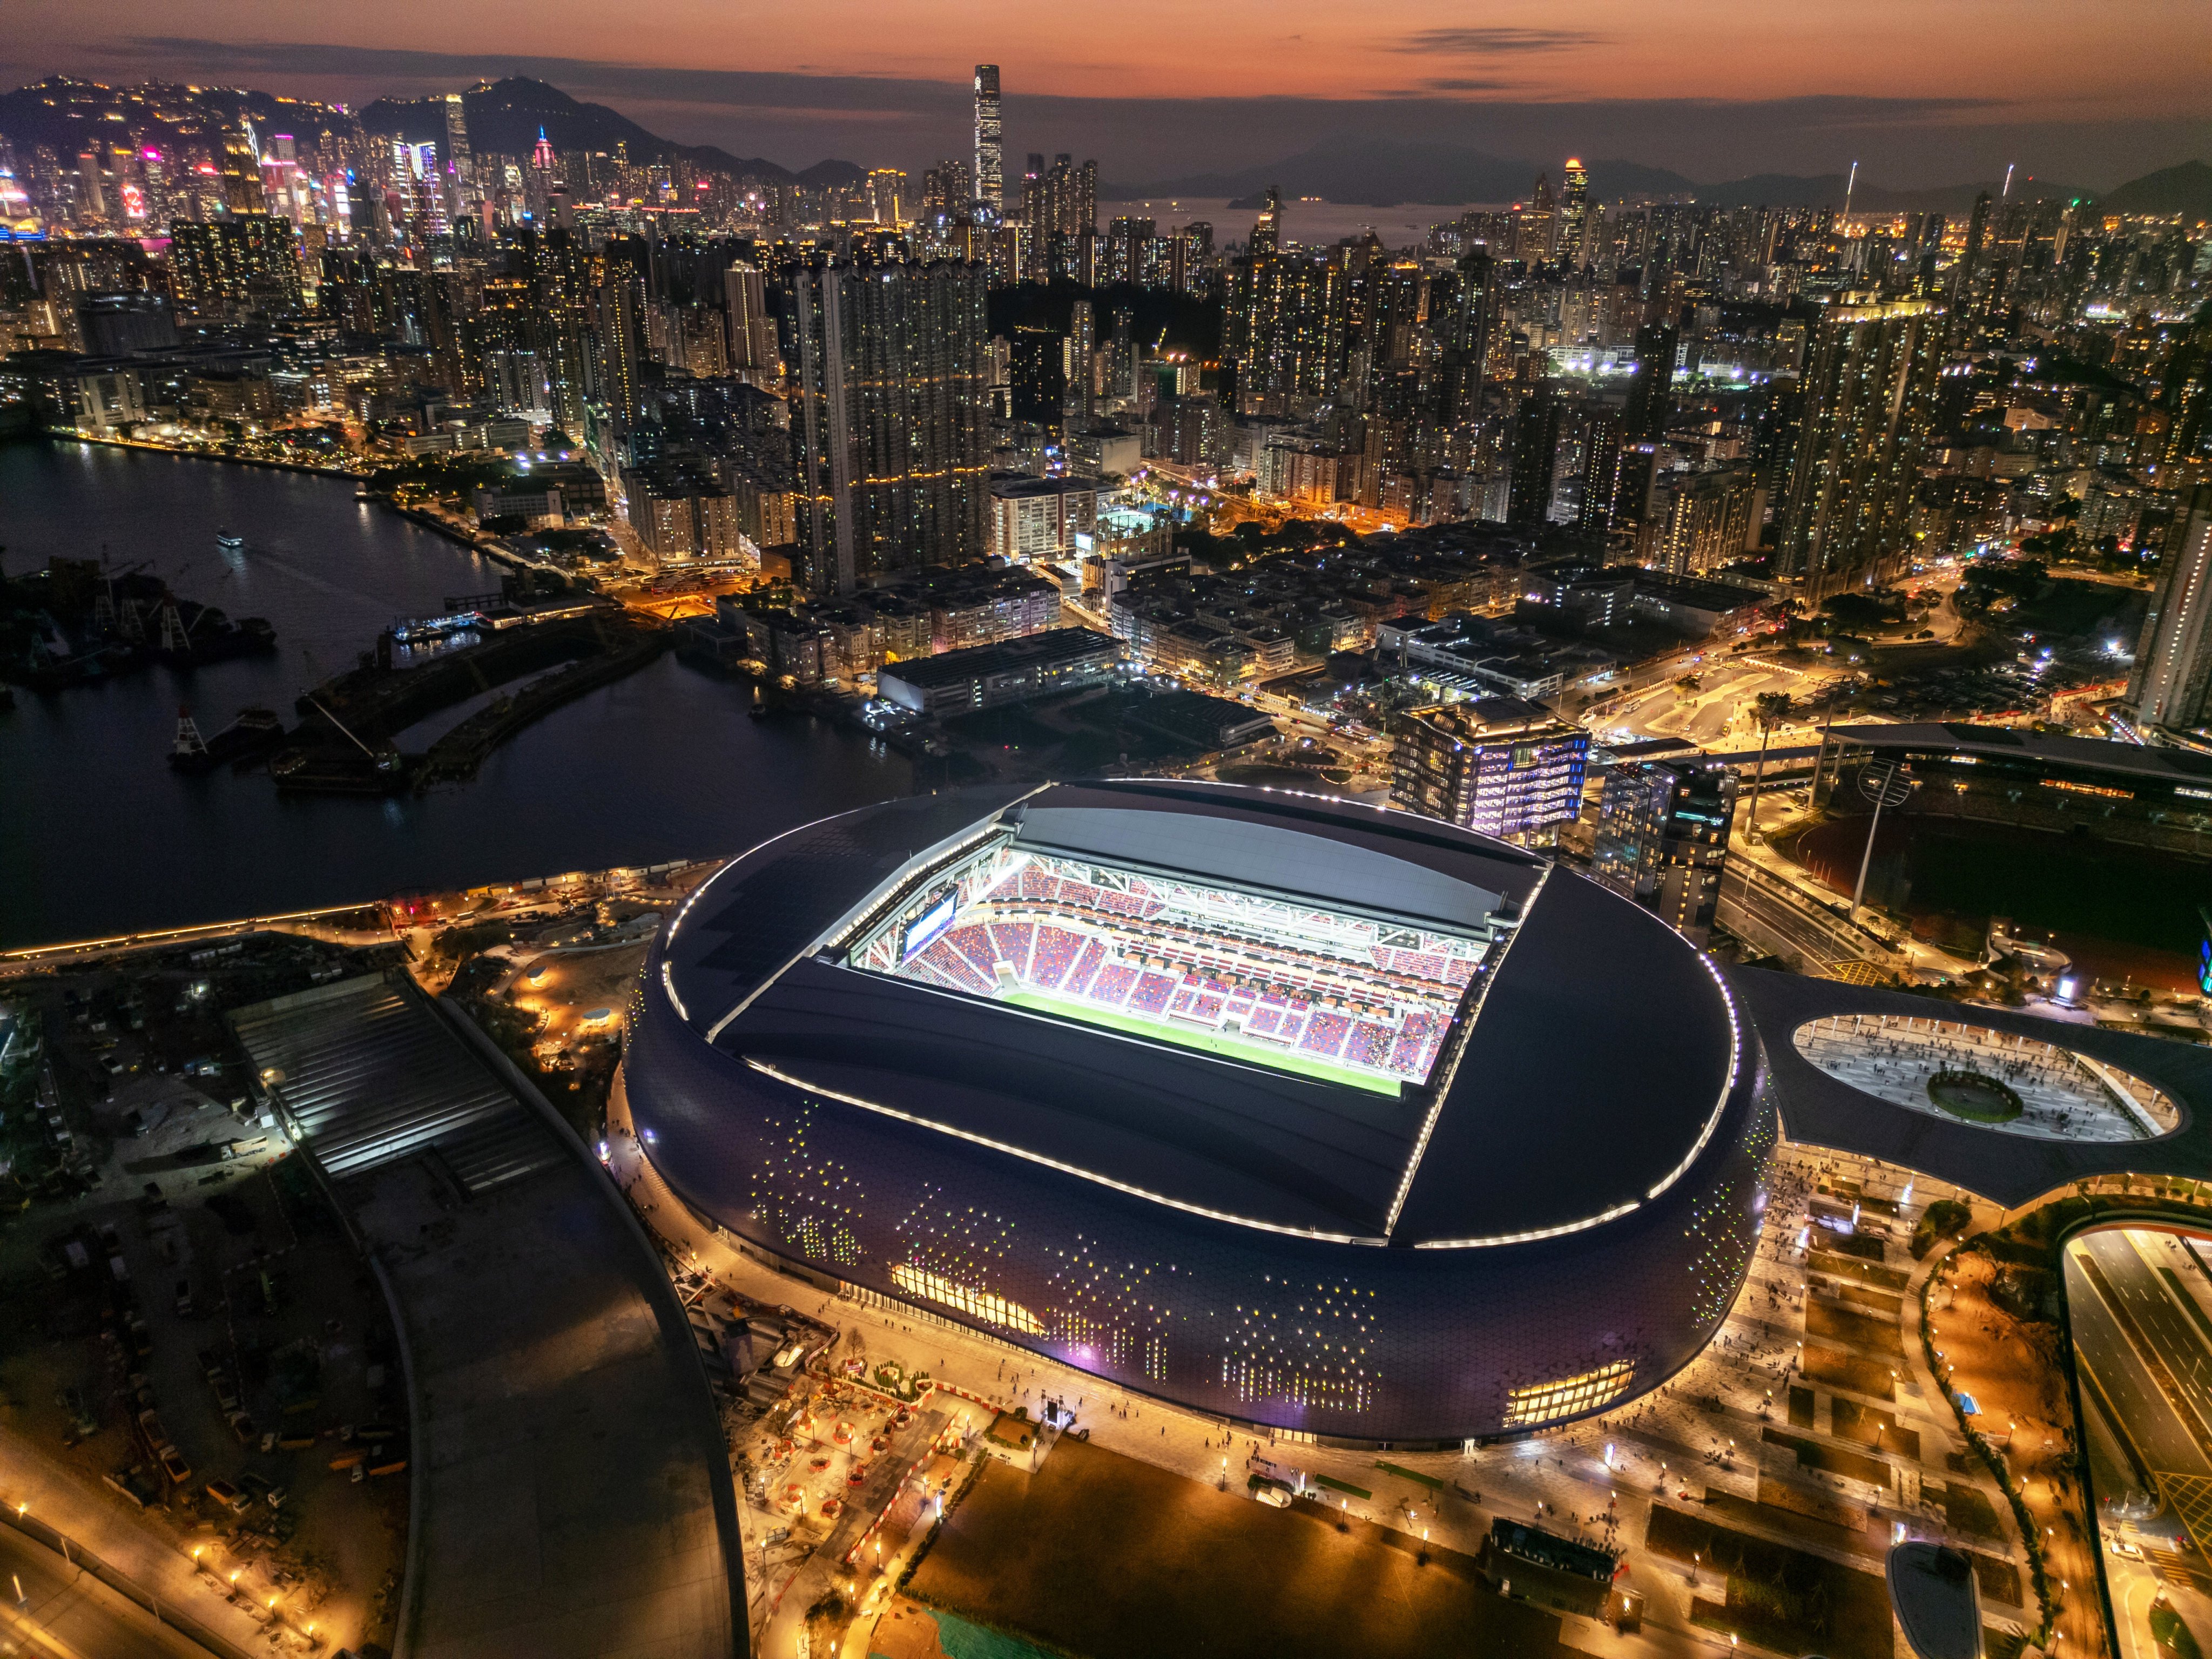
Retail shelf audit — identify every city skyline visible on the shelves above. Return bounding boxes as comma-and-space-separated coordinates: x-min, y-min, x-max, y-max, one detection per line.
5, 9, 2209, 192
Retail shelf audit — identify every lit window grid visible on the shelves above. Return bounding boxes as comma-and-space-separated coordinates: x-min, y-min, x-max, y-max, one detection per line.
1503, 1359, 1637, 1427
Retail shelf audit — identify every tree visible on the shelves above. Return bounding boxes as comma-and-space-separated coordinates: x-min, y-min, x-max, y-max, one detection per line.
1744, 691, 1795, 845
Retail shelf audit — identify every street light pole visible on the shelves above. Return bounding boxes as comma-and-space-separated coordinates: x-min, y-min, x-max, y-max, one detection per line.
1745, 719, 1773, 846
1850, 788, 1888, 925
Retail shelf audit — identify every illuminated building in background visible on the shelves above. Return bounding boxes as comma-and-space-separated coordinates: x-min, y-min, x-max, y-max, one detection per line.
865, 169, 907, 227
722, 262, 778, 375
1559, 157, 1590, 269
442, 92, 475, 222
972, 65, 1003, 217
1021, 153, 1097, 284
1391, 697, 1590, 844
75, 151, 107, 222
168, 215, 303, 321
1593, 756, 1738, 947
2126, 486, 2212, 732
219, 119, 264, 215
1775, 296, 1944, 601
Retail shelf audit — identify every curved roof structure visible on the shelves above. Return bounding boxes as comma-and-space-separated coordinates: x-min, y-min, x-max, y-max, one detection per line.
661, 780, 1744, 1252
632, 781, 1775, 1444
1735, 970, 2211, 1206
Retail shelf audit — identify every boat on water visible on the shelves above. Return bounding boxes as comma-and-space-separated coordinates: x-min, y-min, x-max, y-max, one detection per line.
268, 741, 410, 795
215, 530, 245, 552
170, 705, 285, 774
153, 599, 277, 667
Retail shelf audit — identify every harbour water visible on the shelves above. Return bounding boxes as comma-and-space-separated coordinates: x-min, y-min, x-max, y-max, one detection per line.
0, 441, 913, 949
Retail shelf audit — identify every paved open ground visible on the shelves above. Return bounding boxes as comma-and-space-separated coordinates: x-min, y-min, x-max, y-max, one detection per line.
908, 1435, 1577, 1659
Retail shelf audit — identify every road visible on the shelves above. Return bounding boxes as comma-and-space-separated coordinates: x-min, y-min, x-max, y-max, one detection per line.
2070, 1233, 2212, 1475
2065, 1229, 2212, 1659
0, 1528, 219, 1659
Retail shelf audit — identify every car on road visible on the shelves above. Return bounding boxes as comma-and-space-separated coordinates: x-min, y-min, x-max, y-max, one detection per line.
2109, 1539, 2145, 1560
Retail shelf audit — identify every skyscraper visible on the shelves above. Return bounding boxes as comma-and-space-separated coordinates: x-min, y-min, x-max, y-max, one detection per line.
442, 93, 475, 222
2127, 486, 2212, 732
1559, 157, 1591, 269
973, 66, 1003, 217
1775, 297, 1945, 599
167, 214, 300, 320
786, 256, 991, 593
1062, 300, 1096, 431
1509, 380, 1565, 530
1250, 185, 1282, 257
723, 262, 778, 375
1593, 757, 1737, 947
1021, 154, 1097, 283
1623, 319, 1677, 442
1391, 699, 1589, 845
2160, 303, 2212, 469
220, 119, 265, 215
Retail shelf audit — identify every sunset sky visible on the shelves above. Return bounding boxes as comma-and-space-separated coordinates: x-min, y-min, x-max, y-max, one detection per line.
9, 0, 2209, 188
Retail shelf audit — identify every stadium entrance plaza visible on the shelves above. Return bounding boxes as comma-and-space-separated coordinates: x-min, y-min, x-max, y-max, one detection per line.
605, 1078, 2029, 1658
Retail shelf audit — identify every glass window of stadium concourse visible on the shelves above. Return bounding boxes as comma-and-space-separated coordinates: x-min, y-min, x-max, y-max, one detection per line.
1503, 1360, 1636, 1428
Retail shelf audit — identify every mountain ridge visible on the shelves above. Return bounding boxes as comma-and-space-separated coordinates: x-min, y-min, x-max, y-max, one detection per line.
1106, 135, 2094, 213
358, 77, 864, 186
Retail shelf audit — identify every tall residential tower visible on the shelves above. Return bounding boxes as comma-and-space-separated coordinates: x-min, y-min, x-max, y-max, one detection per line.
2127, 486, 2212, 733
786, 256, 992, 593
1775, 297, 1944, 601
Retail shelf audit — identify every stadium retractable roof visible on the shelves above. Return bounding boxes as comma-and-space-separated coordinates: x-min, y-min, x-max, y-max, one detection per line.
672, 781, 1745, 1250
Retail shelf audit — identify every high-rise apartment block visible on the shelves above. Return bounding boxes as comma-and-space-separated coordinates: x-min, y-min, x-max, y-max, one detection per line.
786, 257, 991, 593
2127, 486, 2212, 732
723, 262, 778, 375
167, 214, 301, 320
1021, 154, 1097, 284
1776, 297, 1944, 600
1593, 756, 1738, 946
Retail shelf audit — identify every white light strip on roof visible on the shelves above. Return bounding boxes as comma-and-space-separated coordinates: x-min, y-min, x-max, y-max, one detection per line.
1640, 950, 1743, 1203
1381, 861, 1552, 1240
1412, 1198, 1643, 1251
692, 800, 930, 1042
660, 961, 690, 1024
744, 1057, 1388, 1247
665, 855, 739, 945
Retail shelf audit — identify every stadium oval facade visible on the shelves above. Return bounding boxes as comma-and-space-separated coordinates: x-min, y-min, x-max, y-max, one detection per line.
624, 780, 1777, 1446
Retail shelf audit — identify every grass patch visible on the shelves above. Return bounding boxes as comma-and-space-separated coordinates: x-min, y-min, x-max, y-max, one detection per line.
1832, 1397, 1920, 1461
1825, 1233, 1890, 1263
1969, 1552, 2023, 1607
1311, 1473, 1373, 1500
1928, 1068, 2025, 1123
1762, 1428, 1893, 1489
1806, 1299, 1906, 1359
2156, 1602, 2207, 1659
1374, 1461, 1442, 1491
1802, 1343, 1896, 1400
1937, 1480, 2006, 1540
1788, 1386, 1816, 1429
999, 988, 1400, 1096
1808, 1250, 1911, 1292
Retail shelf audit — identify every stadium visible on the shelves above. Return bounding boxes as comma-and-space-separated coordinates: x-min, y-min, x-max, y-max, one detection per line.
623, 780, 1777, 1445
